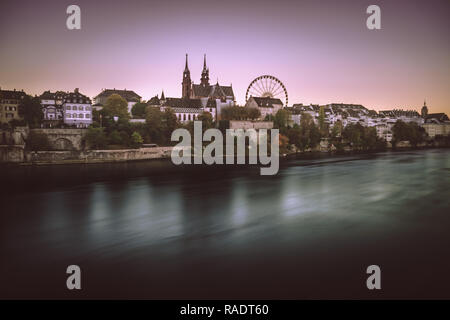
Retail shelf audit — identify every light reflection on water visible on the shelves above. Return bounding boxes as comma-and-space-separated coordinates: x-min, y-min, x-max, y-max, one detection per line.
1, 149, 449, 298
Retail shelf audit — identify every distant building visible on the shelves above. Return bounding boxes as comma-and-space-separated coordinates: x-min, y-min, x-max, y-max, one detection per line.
245, 96, 283, 120
421, 100, 428, 118
421, 102, 450, 137
62, 88, 92, 128
0, 88, 26, 124
40, 90, 66, 127
39, 88, 92, 128
93, 88, 141, 115
159, 54, 235, 122
189, 55, 235, 118
160, 97, 204, 123
379, 109, 423, 125
424, 113, 449, 124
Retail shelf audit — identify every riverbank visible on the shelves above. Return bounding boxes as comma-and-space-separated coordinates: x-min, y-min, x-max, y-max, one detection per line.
1, 144, 449, 166
0, 146, 172, 165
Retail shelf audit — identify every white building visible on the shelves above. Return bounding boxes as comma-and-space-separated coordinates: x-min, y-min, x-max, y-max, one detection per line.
245, 96, 283, 120
159, 97, 206, 123
62, 88, 92, 128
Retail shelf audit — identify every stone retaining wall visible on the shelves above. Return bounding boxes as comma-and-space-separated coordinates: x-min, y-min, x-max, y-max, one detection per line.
23, 147, 173, 164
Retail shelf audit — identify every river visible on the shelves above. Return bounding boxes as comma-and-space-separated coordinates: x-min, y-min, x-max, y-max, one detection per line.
1, 149, 449, 299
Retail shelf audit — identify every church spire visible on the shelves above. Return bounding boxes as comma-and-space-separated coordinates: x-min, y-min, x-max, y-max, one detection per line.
200, 54, 210, 86
161, 90, 165, 100
182, 54, 192, 99
421, 98, 428, 118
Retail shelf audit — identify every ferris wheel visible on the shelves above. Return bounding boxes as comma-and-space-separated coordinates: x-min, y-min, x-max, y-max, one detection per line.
245, 75, 288, 106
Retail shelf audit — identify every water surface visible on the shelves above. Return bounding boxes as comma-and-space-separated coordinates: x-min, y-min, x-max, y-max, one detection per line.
1, 149, 449, 299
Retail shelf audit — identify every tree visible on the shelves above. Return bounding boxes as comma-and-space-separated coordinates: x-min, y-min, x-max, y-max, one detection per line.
318, 106, 328, 137
197, 111, 214, 131
145, 107, 164, 144
408, 122, 427, 147
298, 112, 321, 151
247, 108, 261, 120
85, 127, 108, 149
102, 94, 130, 121
131, 102, 147, 119
130, 131, 143, 148
342, 123, 386, 151
274, 109, 291, 129
392, 120, 426, 148
343, 123, 364, 150
287, 125, 302, 151
221, 106, 248, 120
108, 130, 123, 145
163, 108, 179, 137
279, 134, 290, 154
18, 95, 43, 128
330, 120, 343, 139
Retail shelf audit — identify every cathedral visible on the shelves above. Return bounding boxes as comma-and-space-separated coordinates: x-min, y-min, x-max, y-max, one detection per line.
157, 54, 235, 123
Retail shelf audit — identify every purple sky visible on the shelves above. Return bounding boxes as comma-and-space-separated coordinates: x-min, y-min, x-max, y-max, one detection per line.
1, 0, 449, 113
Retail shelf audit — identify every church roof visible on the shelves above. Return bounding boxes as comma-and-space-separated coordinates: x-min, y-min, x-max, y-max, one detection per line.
425, 113, 449, 123
192, 84, 234, 98
94, 89, 141, 102
251, 96, 283, 108
162, 97, 203, 109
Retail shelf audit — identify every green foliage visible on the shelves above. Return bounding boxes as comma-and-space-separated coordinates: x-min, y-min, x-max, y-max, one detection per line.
221, 106, 260, 121
26, 131, 50, 151
131, 102, 147, 119
392, 120, 427, 147
330, 120, 343, 139
342, 123, 386, 151
274, 109, 291, 129
279, 134, 290, 154
280, 113, 320, 151
247, 108, 261, 120
102, 94, 130, 121
108, 130, 123, 145
18, 95, 43, 128
318, 106, 328, 137
120, 131, 130, 146
197, 111, 214, 131
130, 131, 144, 148
145, 107, 181, 145
85, 127, 108, 149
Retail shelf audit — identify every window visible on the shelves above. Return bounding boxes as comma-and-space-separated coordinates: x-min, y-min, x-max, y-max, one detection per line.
79, 106, 84, 111
66, 106, 71, 110
86, 114, 91, 118
72, 106, 77, 111
67, 113, 71, 118
79, 114, 83, 118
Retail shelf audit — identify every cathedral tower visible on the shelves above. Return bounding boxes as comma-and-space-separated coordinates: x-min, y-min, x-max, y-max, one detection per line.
421, 100, 428, 118
182, 54, 192, 99
200, 54, 210, 87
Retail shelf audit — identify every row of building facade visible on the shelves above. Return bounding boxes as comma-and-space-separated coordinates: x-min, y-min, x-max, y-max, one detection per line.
1, 54, 449, 138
